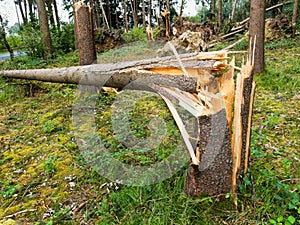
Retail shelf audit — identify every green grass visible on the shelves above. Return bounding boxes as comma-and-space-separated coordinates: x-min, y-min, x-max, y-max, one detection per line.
0, 36, 299, 224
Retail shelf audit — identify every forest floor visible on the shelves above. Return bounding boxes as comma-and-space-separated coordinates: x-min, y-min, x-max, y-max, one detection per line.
0, 36, 299, 225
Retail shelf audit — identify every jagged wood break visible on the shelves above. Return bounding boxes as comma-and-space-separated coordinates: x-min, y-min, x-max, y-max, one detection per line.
1, 50, 255, 198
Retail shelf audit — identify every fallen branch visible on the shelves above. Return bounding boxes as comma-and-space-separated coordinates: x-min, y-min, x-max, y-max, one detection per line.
0, 209, 36, 220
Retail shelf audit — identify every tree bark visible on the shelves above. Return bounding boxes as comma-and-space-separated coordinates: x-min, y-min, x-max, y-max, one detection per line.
36, 0, 53, 59
122, 0, 128, 32
74, 2, 97, 65
17, 0, 28, 24
53, 0, 60, 30
184, 109, 232, 197
248, 0, 266, 73
291, 0, 299, 38
211, 0, 216, 19
179, 0, 185, 17
142, 0, 146, 27
46, 0, 55, 28
148, 0, 152, 26
0, 15, 14, 61
130, 0, 138, 27
231, 0, 238, 21
218, 0, 223, 25
1, 52, 227, 92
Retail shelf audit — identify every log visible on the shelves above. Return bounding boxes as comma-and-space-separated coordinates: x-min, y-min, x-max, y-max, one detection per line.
1, 52, 227, 93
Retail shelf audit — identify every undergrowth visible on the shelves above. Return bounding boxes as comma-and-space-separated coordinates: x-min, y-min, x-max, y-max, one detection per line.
0, 36, 299, 224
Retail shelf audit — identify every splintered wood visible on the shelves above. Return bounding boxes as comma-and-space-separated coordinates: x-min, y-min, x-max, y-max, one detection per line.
1, 49, 255, 199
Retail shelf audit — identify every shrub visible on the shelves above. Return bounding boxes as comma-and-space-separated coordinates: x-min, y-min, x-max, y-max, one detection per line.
122, 26, 147, 42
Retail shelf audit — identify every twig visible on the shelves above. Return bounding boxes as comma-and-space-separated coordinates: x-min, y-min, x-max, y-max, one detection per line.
0, 209, 36, 220
73, 201, 88, 215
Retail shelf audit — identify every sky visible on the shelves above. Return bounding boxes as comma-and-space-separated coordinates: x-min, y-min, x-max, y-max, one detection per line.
0, 0, 70, 27
0, 0, 198, 28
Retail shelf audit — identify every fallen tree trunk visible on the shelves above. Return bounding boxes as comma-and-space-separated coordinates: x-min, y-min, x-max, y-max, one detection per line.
1, 50, 255, 200
1, 52, 226, 93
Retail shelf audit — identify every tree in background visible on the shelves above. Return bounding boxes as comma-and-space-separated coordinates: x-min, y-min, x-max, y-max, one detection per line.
36, 0, 53, 59
0, 14, 14, 60
291, 0, 299, 38
248, 0, 266, 73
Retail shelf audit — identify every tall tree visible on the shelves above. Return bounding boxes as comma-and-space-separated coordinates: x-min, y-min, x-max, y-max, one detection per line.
211, 0, 216, 20
17, 0, 28, 24
148, 0, 152, 26
218, 0, 222, 25
130, 0, 138, 27
291, 0, 299, 38
231, 0, 238, 21
122, 0, 128, 32
179, 0, 185, 17
27, 0, 35, 21
248, 0, 266, 73
74, 1, 96, 65
46, 0, 56, 28
53, 0, 60, 30
0, 14, 14, 60
142, 0, 146, 27
36, 0, 53, 59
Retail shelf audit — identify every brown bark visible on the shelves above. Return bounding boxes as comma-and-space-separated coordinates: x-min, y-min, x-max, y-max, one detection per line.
122, 0, 128, 32
74, 2, 97, 65
291, 0, 299, 38
148, 0, 152, 26
218, 0, 223, 25
211, 0, 216, 19
0, 15, 14, 61
36, 0, 53, 59
248, 0, 266, 73
179, 0, 185, 17
1, 52, 226, 92
130, 0, 138, 27
184, 109, 232, 197
142, 0, 146, 27
53, 0, 60, 30
17, 0, 28, 24
231, 0, 238, 21
46, 0, 55, 28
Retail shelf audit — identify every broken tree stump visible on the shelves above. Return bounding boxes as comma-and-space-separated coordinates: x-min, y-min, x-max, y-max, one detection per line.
1, 50, 255, 200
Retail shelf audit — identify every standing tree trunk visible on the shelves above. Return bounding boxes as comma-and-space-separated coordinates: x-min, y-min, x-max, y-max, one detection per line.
148, 0, 152, 25
291, 0, 299, 38
0, 15, 14, 60
28, 0, 35, 21
53, 0, 60, 30
36, 0, 53, 60
99, 0, 109, 29
142, 0, 146, 27
231, 0, 238, 21
122, 0, 128, 32
23, 0, 28, 23
218, 0, 223, 25
130, 0, 138, 27
17, 0, 28, 24
74, 2, 97, 65
179, 0, 185, 17
211, 0, 216, 20
248, 0, 266, 73
46, 0, 55, 28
